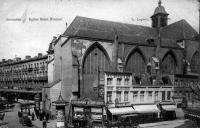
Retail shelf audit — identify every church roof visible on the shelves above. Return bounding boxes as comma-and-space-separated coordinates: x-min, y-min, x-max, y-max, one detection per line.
63, 16, 157, 42
161, 19, 199, 41
63, 16, 198, 48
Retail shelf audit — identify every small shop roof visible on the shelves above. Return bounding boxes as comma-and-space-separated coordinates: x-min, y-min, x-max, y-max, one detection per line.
133, 104, 160, 113
108, 107, 137, 115
161, 104, 176, 111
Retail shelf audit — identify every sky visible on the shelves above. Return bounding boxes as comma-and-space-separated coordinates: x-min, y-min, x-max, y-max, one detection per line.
0, 0, 199, 60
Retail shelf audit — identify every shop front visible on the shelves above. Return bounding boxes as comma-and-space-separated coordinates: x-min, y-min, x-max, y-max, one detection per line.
172, 96, 186, 108
71, 99, 105, 128
158, 102, 176, 120
106, 107, 138, 127
132, 104, 160, 124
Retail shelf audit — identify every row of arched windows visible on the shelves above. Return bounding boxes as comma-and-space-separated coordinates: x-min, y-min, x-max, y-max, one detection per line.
82, 42, 200, 75
81, 42, 200, 98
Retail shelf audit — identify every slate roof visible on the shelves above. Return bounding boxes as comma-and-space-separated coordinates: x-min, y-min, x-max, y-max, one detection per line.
63, 16, 198, 48
161, 19, 199, 41
63, 16, 157, 41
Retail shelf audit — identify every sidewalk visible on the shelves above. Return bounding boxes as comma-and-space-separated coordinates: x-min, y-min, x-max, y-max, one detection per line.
138, 119, 186, 128
32, 118, 57, 128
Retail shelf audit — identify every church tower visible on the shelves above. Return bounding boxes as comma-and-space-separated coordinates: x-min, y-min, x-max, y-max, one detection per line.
151, 0, 169, 28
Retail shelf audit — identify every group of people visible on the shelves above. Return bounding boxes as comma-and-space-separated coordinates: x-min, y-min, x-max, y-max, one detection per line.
18, 110, 35, 125
34, 107, 50, 122
34, 107, 50, 128
17, 106, 51, 128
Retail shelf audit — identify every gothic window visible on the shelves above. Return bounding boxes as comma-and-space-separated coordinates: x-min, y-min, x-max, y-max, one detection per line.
82, 43, 111, 98
125, 49, 146, 74
83, 45, 110, 74
161, 51, 176, 74
191, 51, 200, 73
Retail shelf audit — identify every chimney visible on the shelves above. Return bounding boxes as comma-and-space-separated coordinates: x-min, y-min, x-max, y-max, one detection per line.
66, 22, 67, 28
38, 53, 43, 57
2, 59, 5, 62
25, 55, 31, 60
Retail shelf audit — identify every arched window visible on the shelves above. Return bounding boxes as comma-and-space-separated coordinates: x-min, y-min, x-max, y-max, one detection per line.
191, 51, 200, 73
83, 45, 110, 74
82, 43, 111, 99
161, 51, 177, 74
125, 49, 146, 74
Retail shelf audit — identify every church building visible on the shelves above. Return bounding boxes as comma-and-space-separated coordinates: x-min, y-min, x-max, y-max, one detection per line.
44, 0, 200, 117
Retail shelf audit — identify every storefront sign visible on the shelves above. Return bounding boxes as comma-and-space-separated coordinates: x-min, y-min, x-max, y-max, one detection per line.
72, 100, 104, 106
91, 114, 102, 120
91, 108, 102, 113
74, 107, 84, 112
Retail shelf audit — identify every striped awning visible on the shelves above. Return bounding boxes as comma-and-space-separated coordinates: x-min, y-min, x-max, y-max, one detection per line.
108, 107, 136, 115
162, 105, 176, 111
133, 104, 160, 113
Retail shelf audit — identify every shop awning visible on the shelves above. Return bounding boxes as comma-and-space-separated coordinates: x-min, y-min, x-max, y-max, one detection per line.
162, 105, 176, 111
108, 107, 136, 115
120, 114, 138, 118
133, 104, 160, 113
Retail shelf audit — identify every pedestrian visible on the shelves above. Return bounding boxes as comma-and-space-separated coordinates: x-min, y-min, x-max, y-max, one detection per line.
28, 108, 31, 116
35, 109, 39, 119
31, 112, 35, 121
42, 111, 45, 120
39, 111, 43, 121
46, 113, 49, 122
42, 119, 47, 128
18, 111, 22, 123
